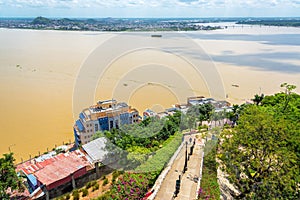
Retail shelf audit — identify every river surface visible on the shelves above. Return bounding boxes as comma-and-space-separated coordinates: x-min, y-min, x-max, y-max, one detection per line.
0, 24, 300, 162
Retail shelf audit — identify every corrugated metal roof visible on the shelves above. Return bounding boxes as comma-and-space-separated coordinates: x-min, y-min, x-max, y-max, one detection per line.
17, 150, 92, 188
34, 150, 90, 187
27, 174, 38, 186
82, 137, 108, 163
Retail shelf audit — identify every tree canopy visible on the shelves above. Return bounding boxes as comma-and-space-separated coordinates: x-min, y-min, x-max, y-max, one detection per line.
93, 111, 185, 170
219, 84, 300, 199
0, 153, 23, 199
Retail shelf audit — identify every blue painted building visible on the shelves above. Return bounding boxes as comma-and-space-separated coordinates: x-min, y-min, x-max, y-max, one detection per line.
98, 116, 109, 131
73, 99, 140, 146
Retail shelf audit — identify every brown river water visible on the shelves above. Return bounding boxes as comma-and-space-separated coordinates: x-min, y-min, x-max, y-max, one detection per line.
1, 25, 300, 162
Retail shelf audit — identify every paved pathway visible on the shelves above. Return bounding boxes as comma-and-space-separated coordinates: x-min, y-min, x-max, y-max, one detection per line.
154, 134, 204, 200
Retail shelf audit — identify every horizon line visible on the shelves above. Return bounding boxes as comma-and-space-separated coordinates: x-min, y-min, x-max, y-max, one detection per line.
1, 16, 300, 19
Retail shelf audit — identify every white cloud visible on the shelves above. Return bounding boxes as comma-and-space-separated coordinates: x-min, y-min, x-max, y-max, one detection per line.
1, 0, 299, 17
1, 0, 298, 8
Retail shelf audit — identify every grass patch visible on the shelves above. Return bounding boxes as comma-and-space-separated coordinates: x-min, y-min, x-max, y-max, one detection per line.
198, 140, 220, 200
135, 132, 183, 173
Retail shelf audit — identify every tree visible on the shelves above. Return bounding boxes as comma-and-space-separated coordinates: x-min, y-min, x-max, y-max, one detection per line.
280, 83, 297, 111
252, 94, 264, 105
0, 153, 23, 199
187, 105, 199, 130
186, 104, 214, 129
227, 104, 239, 126
219, 104, 299, 199
199, 103, 214, 122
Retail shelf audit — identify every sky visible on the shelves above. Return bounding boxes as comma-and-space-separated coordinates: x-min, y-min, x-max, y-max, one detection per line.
0, 0, 300, 18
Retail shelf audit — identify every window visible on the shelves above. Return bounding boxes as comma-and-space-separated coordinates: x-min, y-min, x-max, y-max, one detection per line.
95, 124, 99, 131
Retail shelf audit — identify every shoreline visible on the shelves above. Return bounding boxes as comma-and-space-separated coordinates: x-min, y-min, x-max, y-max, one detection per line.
1, 26, 300, 162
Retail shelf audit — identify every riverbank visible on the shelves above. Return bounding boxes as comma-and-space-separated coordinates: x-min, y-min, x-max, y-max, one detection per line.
1, 26, 300, 162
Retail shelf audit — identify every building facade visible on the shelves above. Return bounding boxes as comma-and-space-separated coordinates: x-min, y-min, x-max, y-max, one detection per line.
74, 99, 140, 146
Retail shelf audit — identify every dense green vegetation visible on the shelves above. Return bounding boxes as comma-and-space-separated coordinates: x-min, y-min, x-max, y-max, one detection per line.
198, 140, 220, 200
93, 105, 215, 171
93, 111, 185, 170
219, 83, 300, 199
0, 153, 23, 200
91, 104, 219, 199
135, 132, 182, 173
32, 16, 51, 25
92, 111, 186, 199
92, 133, 181, 199
187, 103, 214, 129
92, 104, 217, 199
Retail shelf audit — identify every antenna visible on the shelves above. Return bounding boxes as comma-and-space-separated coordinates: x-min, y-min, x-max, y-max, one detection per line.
259, 86, 262, 95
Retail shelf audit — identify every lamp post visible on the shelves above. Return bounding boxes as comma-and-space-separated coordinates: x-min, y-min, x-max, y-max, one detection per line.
183, 141, 188, 173
174, 175, 181, 197
8, 144, 15, 152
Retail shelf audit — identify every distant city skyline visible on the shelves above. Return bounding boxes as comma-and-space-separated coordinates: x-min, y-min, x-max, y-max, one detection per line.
0, 0, 299, 18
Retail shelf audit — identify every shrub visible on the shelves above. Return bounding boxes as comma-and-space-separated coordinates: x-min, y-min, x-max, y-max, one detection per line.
151, 140, 160, 147
112, 171, 119, 181
82, 188, 89, 197
73, 192, 80, 200
72, 189, 79, 196
102, 178, 109, 186
96, 192, 111, 200
86, 181, 93, 189
65, 194, 70, 199
92, 183, 99, 191
91, 180, 97, 186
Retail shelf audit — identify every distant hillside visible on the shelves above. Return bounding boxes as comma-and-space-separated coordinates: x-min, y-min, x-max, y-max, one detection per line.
32, 16, 51, 25
2, 16, 225, 31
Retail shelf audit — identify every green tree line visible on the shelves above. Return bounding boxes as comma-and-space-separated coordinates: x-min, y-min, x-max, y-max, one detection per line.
219, 83, 300, 199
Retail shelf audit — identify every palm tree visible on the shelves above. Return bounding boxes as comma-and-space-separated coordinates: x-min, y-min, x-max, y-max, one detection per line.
252, 94, 264, 105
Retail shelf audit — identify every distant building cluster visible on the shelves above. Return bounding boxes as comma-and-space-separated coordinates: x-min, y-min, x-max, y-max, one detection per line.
73, 99, 139, 146
0, 17, 223, 32
142, 96, 232, 120
187, 96, 232, 112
